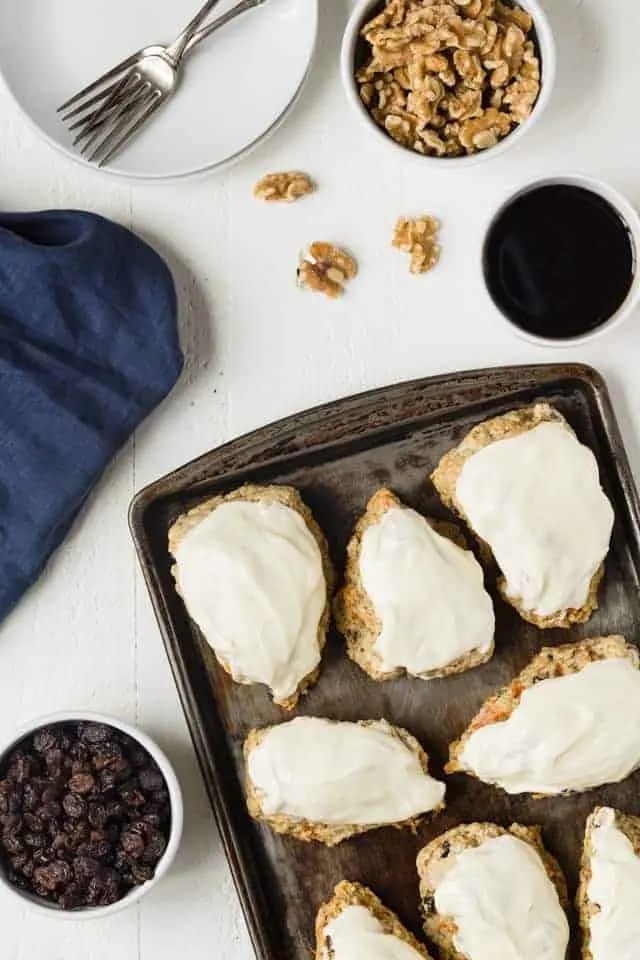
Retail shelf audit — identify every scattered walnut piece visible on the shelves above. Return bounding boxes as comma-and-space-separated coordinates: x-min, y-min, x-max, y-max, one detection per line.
356, 0, 541, 157
298, 243, 358, 299
253, 172, 315, 203
393, 216, 441, 274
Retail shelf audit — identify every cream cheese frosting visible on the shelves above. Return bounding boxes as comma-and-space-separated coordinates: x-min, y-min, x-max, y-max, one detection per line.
173, 499, 326, 702
458, 658, 640, 794
359, 505, 494, 674
455, 421, 614, 617
247, 717, 445, 825
323, 905, 425, 959
587, 807, 640, 960
434, 835, 569, 960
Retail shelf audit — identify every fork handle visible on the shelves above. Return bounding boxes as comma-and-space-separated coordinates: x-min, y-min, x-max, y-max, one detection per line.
183, 0, 267, 55
165, 0, 225, 63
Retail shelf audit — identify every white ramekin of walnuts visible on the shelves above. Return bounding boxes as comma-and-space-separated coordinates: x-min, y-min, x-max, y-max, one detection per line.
341, 0, 556, 165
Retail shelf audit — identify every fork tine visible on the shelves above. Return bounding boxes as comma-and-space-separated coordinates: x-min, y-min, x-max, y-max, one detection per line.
73, 72, 142, 147
80, 81, 150, 159
57, 51, 140, 113
60, 78, 125, 125
96, 92, 163, 166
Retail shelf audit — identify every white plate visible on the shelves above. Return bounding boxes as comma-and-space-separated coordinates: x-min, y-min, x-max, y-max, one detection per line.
0, 0, 318, 180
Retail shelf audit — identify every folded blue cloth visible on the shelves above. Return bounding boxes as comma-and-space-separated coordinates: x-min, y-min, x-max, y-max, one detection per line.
0, 209, 183, 621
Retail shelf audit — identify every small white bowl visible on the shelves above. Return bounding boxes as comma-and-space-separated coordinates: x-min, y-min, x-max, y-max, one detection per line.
0, 712, 183, 920
482, 173, 640, 346
340, 0, 556, 167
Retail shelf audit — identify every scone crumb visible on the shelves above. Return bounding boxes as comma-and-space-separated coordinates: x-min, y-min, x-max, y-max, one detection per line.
253, 172, 316, 202
298, 242, 358, 298
393, 216, 441, 274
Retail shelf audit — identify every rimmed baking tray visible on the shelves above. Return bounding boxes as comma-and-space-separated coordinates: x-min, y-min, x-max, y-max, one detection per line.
129, 364, 640, 960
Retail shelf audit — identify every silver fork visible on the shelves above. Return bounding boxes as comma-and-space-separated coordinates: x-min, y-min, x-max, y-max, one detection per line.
58, 0, 267, 168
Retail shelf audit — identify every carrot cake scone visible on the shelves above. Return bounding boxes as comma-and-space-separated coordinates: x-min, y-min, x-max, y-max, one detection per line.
168, 483, 334, 710
432, 403, 614, 628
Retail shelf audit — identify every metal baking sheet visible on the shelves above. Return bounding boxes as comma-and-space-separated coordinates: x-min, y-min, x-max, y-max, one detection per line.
129, 364, 640, 960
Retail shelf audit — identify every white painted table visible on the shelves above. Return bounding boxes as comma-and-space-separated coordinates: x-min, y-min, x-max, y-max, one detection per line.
1, 0, 639, 956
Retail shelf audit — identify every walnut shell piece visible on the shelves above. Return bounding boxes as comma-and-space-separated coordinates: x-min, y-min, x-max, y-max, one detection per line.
298, 243, 359, 299
253, 172, 316, 203
392, 216, 441, 274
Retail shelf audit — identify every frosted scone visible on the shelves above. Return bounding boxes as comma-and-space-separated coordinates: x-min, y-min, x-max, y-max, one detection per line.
315, 880, 433, 959
335, 489, 495, 681
447, 636, 640, 795
244, 717, 445, 846
578, 806, 640, 960
417, 822, 569, 960
431, 403, 614, 628
168, 484, 333, 710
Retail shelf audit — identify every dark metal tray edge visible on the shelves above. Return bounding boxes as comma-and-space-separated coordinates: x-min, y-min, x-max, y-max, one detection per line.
129, 363, 638, 960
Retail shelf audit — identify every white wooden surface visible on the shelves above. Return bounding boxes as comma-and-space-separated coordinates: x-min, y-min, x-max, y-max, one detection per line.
1, 0, 640, 956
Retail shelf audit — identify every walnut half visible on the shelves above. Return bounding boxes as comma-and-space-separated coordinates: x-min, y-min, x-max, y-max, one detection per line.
393, 216, 441, 274
298, 243, 359, 299
254, 172, 316, 202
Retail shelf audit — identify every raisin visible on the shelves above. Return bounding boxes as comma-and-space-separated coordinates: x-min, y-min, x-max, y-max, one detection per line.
41, 782, 62, 804
1, 812, 21, 834
130, 862, 154, 884
58, 883, 83, 911
69, 742, 90, 764
138, 766, 164, 793
120, 830, 145, 860
112, 758, 133, 782
7, 787, 23, 815
0, 780, 13, 814
99, 769, 117, 793
23, 812, 41, 833
21, 783, 40, 812
129, 747, 148, 769
105, 800, 126, 821
8, 871, 29, 891
68, 774, 95, 796
423, 895, 436, 915
62, 793, 86, 820
8, 756, 32, 784
23, 831, 45, 849
10, 850, 29, 871
63, 820, 89, 849
88, 804, 107, 829
100, 868, 122, 905
3, 831, 24, 856
83, 839, 111, 860
141, 810, 162, 829
72, 854, 102, 883
78, 723, 111, 745
36, 801, 62, 824
33, 860, 71, 891
33, 728, 59, 754
121, 789, 145, 809
90, 743, 121, 771
142, 828, 167, 865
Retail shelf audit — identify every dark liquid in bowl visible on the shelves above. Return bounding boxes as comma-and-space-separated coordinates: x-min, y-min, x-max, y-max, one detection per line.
483, 184, 635, 339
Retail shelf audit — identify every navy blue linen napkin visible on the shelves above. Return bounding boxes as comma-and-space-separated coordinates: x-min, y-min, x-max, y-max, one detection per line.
0, 209, 183, 621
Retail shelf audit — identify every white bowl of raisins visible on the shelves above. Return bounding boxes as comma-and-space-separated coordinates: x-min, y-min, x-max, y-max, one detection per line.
341, 0, 556, 166
0, 712, 183, 918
